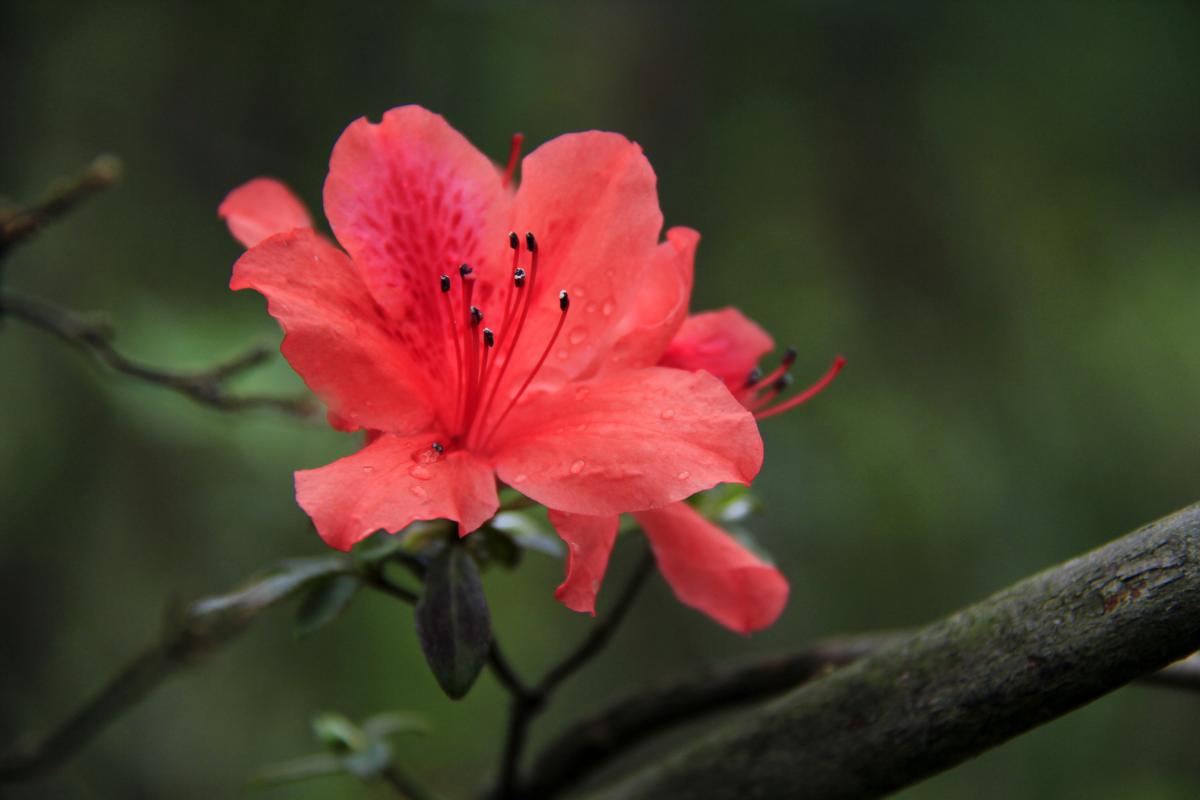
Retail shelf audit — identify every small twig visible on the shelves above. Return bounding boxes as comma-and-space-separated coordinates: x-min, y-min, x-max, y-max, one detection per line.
2, 291, 316, 417
492, 547, 656, 800
382, 763, 440, 800
0, 155, 122, 256
0, 555, 354, 781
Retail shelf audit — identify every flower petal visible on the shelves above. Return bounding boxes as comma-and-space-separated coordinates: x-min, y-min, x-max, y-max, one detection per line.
323, 106, 511, 400
231, 228, 435, 434
296, 433, 499, 551
547, 510, 619, 615
218, 177, 312, 248
607, 226, 699, 371
490, 367, 763, 516
635, 502, 788, 634
659, 308, 775, 390
505, 131, 665, 389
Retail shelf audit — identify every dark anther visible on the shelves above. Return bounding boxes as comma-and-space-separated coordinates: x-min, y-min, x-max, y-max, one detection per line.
509, 231, 519, 250
782, 347, 797, 366
525, 232, 538, 252
459, 263, 474, 278
470, 306, 484, 325
483, 328, 495, 347
773, 373, 794, 392
440, 274, 451, 292
745, 367, 764, 387
559, 290, 569, 311
513, 267, 526, 287
431, 442, 445, 454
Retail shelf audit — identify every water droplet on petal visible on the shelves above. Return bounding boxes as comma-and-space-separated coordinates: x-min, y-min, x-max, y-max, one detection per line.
574, 386, 590, 400
513, 473, 527, 483
677, 470, 690, 480
556, 348, 570, 360
660, 409, 675, 420
409, 465, 432, 480
601, 298, 616, 317
362, 465, 376, 474
572, 284, 586, 298
576, 423, 588, 431
568, 327, 588, 345
605, 268, 615, 279
410, 485, 428, 498
569, 459, 585, 475
586, 301, 598, 313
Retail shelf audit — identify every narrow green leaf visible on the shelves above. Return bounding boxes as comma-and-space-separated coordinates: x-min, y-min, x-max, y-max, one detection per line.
491, 511, 566, 558
361, 711, 431, 739
342, 740, 394, 780
311, 712, 366, 752
414, 545, 492, 699
249, 752, 344, 787
295, 575, 359, 638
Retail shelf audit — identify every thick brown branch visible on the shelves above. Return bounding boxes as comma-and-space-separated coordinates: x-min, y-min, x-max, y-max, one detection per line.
590, 502, 1200, 800
0, 156, 122, 255
2, 292, 316, 416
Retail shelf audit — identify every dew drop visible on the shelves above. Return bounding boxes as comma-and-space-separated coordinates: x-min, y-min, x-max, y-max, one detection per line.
660, 409, 676, 420
513, 473, 528, 483
572, 284, 586, 298
557, 348, 570, 360
605, 268, 615, 279
601, 298, 616, 317
409, 465, 432, 480
574, 386, 590, 400
569, 459, 586, 475
362, 465, 376, 474
411, 445, 443, 465
568, 327, 588, 345
586, 301, 598, 313
576, 423, 588, 431
677, 470, 691, 480
410, 485, 428, 498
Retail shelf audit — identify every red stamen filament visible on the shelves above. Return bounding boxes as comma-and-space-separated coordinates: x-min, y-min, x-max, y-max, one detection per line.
468, 238, 540, 444
754, 356, 846, 421
479, 292, 569, 450
442, 281, 465, 430
502, 133, 525, 188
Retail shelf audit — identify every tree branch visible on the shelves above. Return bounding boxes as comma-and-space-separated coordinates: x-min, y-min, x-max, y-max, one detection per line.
492, 548, 655, 800
0, 156, 122, 257
1, 291, 316, 417
589, 502, 1200, 800
0, 555, 354, 781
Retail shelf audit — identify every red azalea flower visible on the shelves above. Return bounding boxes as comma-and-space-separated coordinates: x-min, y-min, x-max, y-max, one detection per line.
220, 106, 768, 621
551, 308, 844, 634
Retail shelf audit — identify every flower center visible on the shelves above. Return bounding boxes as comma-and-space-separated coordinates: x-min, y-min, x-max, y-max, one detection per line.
438, 231, 570, 451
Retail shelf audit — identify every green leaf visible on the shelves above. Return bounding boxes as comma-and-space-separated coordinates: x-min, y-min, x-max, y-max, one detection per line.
414, 545, 492, 699
311, 712, 366, 753
250, 752, 344, 787
361, 711, 430, 739
342, 740, 394, 781
491, 511, 565, 558
295, 575, 360, 638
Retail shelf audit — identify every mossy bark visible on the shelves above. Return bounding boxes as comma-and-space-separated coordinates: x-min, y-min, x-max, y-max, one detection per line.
592, 503, 1200, 800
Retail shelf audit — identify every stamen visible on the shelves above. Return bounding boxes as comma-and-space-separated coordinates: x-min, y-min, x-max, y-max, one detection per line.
470, 306, 484, 326
752, 347, 798, 391
483, 328, 495, 348
481, 288, 570, 448
744, 367, 763, 388
470, 232, 540, 443
441, 275, 465, 429
755, 356, 846, 421
748, 373, 792, 412
502, 132, 525, 188
432, 442, 445, 454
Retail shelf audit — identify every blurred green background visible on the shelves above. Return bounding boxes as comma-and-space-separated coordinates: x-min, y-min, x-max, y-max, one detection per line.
3, 1, 1199, 798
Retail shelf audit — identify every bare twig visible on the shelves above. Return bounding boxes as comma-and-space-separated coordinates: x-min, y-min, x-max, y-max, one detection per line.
0, 555, 354, 781
0, 156, 122, 256
2, 291, 317, 416
493, 547, 656, 800
590, 502, 1200, 800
